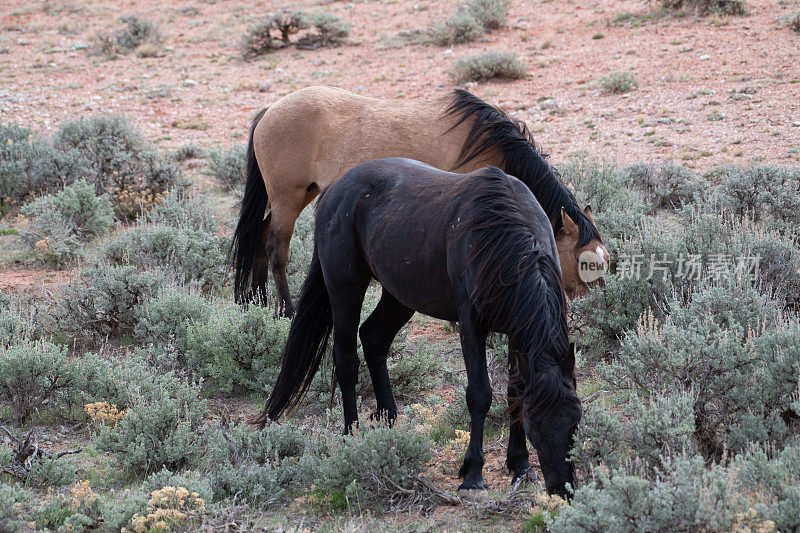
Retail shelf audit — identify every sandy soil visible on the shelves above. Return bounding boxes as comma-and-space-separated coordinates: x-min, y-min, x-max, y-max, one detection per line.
0, 0, 798, 170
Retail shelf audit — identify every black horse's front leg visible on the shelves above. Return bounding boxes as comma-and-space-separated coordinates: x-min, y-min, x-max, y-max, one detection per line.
457, 310, 491, 490
506, 348, 532, 483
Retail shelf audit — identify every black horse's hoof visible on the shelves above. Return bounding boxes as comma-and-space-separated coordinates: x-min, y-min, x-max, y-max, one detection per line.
458, 478, 488, 491
368, 410, 396, 426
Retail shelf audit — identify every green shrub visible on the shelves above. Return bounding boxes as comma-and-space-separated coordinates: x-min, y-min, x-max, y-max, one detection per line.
56, 264, 167, 339
466, 0, 511, 29
71, 351, 138, 410
449, 51, 526, 84
93, 15, 162, 56
431, 0, 508, 45
387, 338, 444, 400
0, 122, 36, 214
661, 0, 747, 16
301, 12, 350, 48
212, 462, 291, 508
315, 425, 432, 507
207, 422, 308, 508
0, 303, 36, 347
135, 285, 210, 353
737, 442, 800, 532
95, 369, 207, 476
605, 282, 799, 457
207, 422, 306, 467
101, 223, 228, 291
622, 161, 704, 209
171, 144, 205, 162
98, 488, 149, 532
28, 455, 77, 487
598, 70, 639, 94
20, 179, 114, 266
550, 455, 749, 532
791, 12, 800, 32
241, 10, 309, 58
0, 340, 78, 423
33, 491, 98, 532
709, 164, 800, 233
432, 8, 484, 45
0, 484, 29, 532
571, 392, 697, 478
184, 305, 290, 394
146, 190, 217, 232
1, 116, 181, 218
573, 200, 800, 360
204, 144, 246, 192
52, 115, 183, 218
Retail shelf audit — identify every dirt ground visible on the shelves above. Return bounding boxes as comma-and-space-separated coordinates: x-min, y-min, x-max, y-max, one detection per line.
1, 1, 799, 530
1, 0, 798, 169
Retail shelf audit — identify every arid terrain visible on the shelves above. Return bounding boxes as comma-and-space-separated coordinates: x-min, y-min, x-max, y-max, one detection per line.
1, 1, 799, 532
2, 0, 798, 165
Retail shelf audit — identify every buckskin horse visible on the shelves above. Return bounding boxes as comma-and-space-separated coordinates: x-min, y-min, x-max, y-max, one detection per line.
231, 86, 608, 316
258, 158, 581, 497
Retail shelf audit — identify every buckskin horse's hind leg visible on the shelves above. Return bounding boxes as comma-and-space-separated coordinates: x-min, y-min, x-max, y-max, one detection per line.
359, 290, 414, 424
265, 209, 297, 318
250, 213, 272, 306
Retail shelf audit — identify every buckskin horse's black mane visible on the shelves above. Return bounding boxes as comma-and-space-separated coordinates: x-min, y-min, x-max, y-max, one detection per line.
445, 89, 601, 248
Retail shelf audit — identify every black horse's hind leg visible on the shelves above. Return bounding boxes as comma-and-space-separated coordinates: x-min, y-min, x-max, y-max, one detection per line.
457, 309, 491, 491
359, 290, 414, 424
327, 274, 371, 433
506, 353, 532, 483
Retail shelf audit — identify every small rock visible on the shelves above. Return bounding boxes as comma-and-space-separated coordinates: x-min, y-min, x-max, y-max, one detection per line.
182, 79, 198, 87
539, 98, 557, 110
700, 54, 710, 60
258, 83, 271, 92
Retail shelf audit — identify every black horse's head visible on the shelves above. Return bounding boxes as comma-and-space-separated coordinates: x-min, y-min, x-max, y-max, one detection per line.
522, 343, 581, 498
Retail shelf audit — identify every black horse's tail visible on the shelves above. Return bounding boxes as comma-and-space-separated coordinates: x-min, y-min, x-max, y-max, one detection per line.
231, 107, 269, 304
255, 250, 333, 427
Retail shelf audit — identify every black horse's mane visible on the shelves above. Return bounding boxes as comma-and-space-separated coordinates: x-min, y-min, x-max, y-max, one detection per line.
460, 167, 575, 414
445, 89, 600, 248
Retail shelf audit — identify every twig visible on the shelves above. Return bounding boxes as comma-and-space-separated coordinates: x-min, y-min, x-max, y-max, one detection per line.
583, 389, 610, 404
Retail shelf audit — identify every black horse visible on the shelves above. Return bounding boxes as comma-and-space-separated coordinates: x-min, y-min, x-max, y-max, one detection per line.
258, 158, 581, 496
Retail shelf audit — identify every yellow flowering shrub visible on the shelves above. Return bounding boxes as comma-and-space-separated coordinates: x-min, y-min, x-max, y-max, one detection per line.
110, 182, 167, 220
70, 480, 98, 511
126, 486, 206, 533
84, 401, 127, 426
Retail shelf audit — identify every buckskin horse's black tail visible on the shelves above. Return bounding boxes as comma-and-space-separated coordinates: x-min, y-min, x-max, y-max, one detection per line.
255, 250, 333, 427
231, 107, 269, 304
